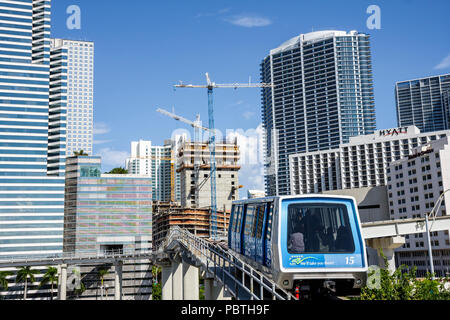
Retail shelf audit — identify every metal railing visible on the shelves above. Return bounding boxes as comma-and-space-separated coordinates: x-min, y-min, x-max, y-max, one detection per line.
0, 249, 153, 268
160, 226, 295, 300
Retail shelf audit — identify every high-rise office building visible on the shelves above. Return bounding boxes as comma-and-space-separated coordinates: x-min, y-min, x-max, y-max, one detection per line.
50, 39, 94, 157
396, 74, 450, 134
261, 30, 376, 196
0, 0, 67, 259
125, 139, 181, 203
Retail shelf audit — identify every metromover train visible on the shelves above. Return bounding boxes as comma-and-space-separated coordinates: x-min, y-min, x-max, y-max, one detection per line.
228, 195, 368, 298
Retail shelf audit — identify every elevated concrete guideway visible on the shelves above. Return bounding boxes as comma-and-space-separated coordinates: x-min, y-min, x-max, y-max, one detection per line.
361, 216, 450, 272
362, 216, 450, 239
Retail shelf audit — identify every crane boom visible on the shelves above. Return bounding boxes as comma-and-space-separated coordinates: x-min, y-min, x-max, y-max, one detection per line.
157, 108, 213, 132
175, 73, 275, 89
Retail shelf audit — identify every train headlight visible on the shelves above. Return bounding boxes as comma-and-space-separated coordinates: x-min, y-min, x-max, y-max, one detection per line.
356, 279, 362, 285
283, 280, 289, 286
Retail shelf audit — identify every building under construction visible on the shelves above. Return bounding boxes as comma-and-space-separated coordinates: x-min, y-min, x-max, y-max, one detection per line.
177, 136, 241, 212
152, 202, 230, 248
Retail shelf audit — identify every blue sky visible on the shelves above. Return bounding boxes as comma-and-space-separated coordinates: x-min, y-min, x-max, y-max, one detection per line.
51, 0, 450, 195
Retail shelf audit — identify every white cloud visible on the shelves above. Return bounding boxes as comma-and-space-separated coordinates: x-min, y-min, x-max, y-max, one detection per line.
227, 124, 266, 197
434, 54, 450, 70
238, 165, 265, 193
93, 139, 113, 146
93, 122, 110, 135
225, 15, 272, 28
227, 124, 265, 166
242, 111, 255, 120
95, 148, 129, 168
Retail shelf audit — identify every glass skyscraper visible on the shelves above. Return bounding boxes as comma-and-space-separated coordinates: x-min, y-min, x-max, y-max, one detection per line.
261, 30, 376, 196
396, 74, 450, 133
0, 0, 66, 259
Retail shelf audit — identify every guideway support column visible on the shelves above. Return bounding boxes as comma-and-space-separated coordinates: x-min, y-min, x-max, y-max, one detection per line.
204, 279, 231, 301
366, 236, 405, 273
183, 262, 199, 300
161, 262, 173, 301
59, 264, 67, 300
172, 258, 183, 300
114, 260, 123, 300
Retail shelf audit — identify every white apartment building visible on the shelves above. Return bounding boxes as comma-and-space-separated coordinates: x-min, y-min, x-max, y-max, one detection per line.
290, 126, 450, 195
50, 39, 94, 157
387, 137, 450, 277
125, 139, 181, 203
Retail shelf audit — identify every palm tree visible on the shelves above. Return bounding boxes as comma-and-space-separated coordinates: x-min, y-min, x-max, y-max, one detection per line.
16, 266, 38, 300
74, 150, 88, 157
98, 268, 108, 300
0, 271, 12, 291
39, 267, 58, 300
74, 281, 86, 300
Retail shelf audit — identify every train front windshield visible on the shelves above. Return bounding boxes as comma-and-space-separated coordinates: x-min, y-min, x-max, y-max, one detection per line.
287, 203, 355, 254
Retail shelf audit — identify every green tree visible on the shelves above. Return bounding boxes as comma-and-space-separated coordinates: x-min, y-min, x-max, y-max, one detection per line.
39, 267, 58, 300
98, 268, 109, 300
0, 271, 12, 292
107, 167, 128, 175
16, 266, 38, 300
74, 281, 86, 300
360, 251, 450, 300
74, 150, 89, 157
152, 265, 161, 300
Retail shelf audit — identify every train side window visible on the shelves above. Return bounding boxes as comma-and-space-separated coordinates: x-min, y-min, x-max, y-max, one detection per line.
244, 205, 255, 236
265, 203, 274, 241
251, 205, 260, 237
235, 205, 243, 233
230, 205, 237, 232
255, 204, 266, 238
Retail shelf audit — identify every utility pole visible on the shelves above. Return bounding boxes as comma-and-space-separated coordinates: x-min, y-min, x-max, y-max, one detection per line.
425, 189, 450, 280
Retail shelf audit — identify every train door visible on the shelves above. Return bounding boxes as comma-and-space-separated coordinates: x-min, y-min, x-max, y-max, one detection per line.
254, 204, 266, 265
263, 202, 274, 268
243, 204, 256, 258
